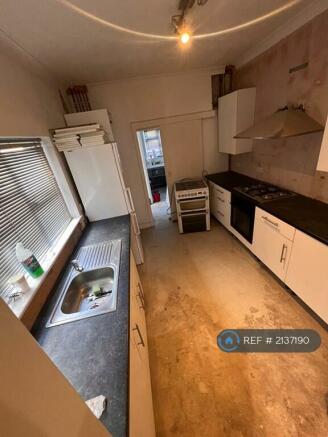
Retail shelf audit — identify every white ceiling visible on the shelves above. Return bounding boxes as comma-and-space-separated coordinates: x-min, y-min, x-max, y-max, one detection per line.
0, 0, 320, 83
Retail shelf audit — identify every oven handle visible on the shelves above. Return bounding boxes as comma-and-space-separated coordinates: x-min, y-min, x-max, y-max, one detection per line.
177, 196, 207, 202
179, 208, 207, 214
180, 211, 208, 217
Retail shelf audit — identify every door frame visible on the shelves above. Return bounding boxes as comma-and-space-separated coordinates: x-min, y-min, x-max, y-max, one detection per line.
130, 110, 216, 227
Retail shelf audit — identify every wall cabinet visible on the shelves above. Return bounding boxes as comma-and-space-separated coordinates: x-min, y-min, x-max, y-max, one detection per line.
285, 230, 328, 323
129, 252, 156, 437
209, 181, 231, 231
218, 88, 256, 155
253, 208, 295, 281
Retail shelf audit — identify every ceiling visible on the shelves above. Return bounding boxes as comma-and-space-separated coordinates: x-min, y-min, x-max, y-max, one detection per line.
0, 0, 319, 83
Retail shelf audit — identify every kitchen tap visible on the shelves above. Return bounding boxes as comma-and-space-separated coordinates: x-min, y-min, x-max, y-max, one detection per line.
71, 259, 83, 272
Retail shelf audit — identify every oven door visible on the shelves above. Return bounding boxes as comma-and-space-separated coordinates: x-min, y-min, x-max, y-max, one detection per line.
180, 211, 207, 233
231, 192, 256, 243
177, 196, 207, 212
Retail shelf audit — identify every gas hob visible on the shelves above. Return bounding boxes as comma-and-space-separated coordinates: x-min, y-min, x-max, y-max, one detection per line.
234, 183, 295, 203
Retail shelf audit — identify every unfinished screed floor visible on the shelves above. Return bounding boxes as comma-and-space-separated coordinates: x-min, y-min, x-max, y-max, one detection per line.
138, 207, 328, 437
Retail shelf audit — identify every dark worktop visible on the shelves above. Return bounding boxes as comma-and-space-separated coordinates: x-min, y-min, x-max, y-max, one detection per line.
260, 195, 328, 246
206, 171, 256, 191
207, 171, 328, 246
33, 215, 131, 437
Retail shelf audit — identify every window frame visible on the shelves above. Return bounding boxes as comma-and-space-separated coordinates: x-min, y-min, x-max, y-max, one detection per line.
0, 136, 83, 318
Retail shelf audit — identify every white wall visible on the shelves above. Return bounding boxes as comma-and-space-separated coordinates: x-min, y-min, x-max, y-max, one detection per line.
0, 48, 64, 136
88, 68, 228, 227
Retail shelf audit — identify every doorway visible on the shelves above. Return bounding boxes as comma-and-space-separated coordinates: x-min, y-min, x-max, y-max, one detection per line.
136, 128, 168, 221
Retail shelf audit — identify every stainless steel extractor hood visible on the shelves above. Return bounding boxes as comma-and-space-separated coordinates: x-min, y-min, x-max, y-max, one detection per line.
234, 106, 323, 140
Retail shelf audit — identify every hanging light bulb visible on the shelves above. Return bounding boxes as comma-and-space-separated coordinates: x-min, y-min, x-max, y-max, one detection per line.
180, 31, 191, 44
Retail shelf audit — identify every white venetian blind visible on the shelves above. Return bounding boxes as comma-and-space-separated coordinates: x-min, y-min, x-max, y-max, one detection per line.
0, 139, 72, 298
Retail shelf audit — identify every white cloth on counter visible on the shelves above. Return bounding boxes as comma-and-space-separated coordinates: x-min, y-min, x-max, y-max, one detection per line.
85, 394, 107, 419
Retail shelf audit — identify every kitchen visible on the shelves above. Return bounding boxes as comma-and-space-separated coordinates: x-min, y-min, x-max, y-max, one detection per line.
0, 1, 328, 437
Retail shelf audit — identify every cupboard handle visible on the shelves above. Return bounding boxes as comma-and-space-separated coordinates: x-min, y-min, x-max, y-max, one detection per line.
137, 282, 145, 301
133, 323, 145, 347
137, 282, 146, 309
131, 211, 140, 235
280, 244, 287, 263
216, 188, 224, 194
136, 291, 145, 309
125, 187, 135, 213
262, 216, 279, 227
217, 210, 224, 217
217, 197, 225, 203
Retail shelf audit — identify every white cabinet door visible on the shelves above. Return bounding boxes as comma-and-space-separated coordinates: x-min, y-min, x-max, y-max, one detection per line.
208, 182, 231, 230
64, 145, 128, 221
253, 208, 294, 281
285, 230, 328, 323
218, 88, 256, 154
129, 253, 156, 437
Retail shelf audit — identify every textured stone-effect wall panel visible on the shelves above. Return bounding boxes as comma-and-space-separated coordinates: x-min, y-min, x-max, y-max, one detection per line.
232, 11, 328, 203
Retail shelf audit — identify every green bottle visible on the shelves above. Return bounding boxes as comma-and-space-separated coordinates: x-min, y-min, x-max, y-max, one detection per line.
16, 243, 44, 279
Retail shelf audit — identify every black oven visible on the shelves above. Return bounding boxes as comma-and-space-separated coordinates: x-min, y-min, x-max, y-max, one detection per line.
231, 191, 256, 243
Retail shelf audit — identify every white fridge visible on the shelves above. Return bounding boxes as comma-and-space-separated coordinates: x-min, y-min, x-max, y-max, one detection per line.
64, 143, 144, 264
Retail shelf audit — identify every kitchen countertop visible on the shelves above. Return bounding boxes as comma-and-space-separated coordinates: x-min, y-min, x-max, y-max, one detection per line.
206, 171, 328, 246
206, 171, 256, 191
260, 195, 328, 246
32, 215, 131, 437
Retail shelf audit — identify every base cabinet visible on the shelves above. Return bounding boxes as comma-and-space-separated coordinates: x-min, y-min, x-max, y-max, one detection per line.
285, 230, 328, 323
253, 208, 295, 281
209, 181, 231, 231
129, 252, 156, 437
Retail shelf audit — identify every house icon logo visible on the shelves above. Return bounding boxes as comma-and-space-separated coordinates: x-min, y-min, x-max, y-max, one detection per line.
217, 330, 241, 352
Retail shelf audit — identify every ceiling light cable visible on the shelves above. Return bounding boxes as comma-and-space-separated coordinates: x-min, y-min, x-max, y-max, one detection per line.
55, 0, 301, 41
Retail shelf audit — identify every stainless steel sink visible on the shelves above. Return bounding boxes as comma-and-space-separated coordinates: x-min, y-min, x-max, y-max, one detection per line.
46, 240, 121, 327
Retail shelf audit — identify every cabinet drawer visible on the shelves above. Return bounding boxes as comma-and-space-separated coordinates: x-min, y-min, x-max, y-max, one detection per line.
209, 181, 231, 229
213, 184, 230, 203
256, 208, 295, 241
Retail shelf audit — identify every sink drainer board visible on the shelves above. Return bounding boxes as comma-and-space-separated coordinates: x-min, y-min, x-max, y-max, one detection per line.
46, 240, 122, 327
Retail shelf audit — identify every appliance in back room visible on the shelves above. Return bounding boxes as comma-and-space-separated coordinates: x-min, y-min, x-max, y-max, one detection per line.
174, 179, 210, 233
62, 109, 144, 264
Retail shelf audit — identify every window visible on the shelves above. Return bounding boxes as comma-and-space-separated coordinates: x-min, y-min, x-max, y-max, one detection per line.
0, 139, 72, 300
142, 129, 164, 168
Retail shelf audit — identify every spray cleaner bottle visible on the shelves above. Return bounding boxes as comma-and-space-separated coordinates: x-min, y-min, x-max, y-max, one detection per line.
16, 243, 44, 279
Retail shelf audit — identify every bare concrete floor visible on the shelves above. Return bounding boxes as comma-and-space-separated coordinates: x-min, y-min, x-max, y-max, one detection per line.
139, 209, 328, 437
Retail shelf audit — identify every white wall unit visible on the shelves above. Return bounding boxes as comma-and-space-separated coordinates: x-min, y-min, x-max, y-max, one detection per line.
317, 115, 328, 172
129, 252, 155, 437
0, 298, 111, 437
209, 181, 231, 231
64, 111, 144, 264
285, 230, 328, 323
64, 109, 115, 142
65, 144, 128, 221
218, 88, 256, 154
64, 143, 144, 264
253, 207, 295, 281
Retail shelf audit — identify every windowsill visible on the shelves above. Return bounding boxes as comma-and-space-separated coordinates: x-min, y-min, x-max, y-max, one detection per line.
8, 217, 83, 319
